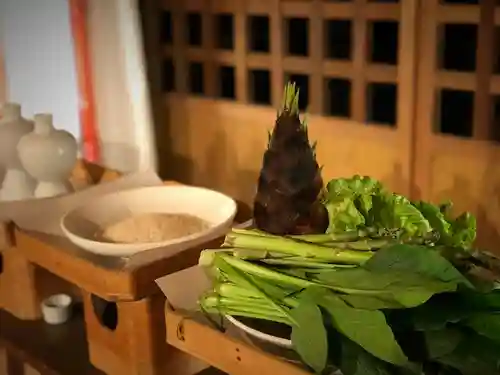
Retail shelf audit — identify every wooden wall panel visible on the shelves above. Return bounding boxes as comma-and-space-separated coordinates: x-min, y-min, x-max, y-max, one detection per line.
165, 95, 406, 205
160, 0, 419, 206
427, 140, 500, 251
413, 0, 500, 252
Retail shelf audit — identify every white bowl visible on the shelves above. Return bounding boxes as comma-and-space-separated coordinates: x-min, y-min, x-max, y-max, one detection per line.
61, 185, 237, 257
225, 315, 293, 348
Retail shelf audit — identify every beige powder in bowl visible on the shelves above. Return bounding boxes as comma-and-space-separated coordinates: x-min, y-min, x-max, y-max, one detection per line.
96, 213, 210, 244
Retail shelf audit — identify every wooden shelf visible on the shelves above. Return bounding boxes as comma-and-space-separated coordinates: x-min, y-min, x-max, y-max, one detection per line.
0, 306, 102, 375
165, 308, 311, 375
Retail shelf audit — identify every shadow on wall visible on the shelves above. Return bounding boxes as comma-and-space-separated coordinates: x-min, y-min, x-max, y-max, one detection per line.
436, 175, 500, 254
166, 119, 258, 220
138, 0, 173, 179
381, 163, 408, 196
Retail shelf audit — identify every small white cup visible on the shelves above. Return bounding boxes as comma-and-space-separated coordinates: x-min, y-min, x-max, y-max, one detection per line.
41, 294, 72, 325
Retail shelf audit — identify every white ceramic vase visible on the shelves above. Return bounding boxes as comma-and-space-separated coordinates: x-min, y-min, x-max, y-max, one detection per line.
0, 103, 36, 201
18, 114, 78, 198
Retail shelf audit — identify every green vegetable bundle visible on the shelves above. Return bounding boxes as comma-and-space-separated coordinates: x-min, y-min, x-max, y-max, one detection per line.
198, 177, 500, 375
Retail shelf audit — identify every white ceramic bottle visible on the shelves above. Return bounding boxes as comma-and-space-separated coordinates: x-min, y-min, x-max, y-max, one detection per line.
0, 103, 36, 201
18, 113, 78, 198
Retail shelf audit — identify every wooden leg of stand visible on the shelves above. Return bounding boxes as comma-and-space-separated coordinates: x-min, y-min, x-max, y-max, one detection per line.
0, 250, 40, 320
6, 353, 24, 375
82, 290, 167, 375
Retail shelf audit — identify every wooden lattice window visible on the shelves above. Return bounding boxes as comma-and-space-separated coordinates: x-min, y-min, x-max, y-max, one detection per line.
161, 0, 408, 128
415, 0, 500, 141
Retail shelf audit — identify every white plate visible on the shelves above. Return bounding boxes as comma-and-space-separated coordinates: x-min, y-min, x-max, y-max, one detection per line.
61, 185, 237, 256
225, 315, 293, 348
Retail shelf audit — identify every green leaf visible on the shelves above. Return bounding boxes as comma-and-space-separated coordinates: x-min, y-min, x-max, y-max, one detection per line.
324, 176, 383, 233
413, 201, 476, 248
436, 333, 500, 375
340, 294, 407, 310
464, 312, 500, 342
413, 201, 453, 243
449, 212, 476, 249
324, 195, 366, 233
423, 328, 463, 359
339, 339, 394, 375
364, 244, 472, 288
314, 268, 457, 308
370, 194, 431, 238
290, 301, 328, 373
388, 290, 500, 332
405, 295, 474, 331
303, 288, 408, 366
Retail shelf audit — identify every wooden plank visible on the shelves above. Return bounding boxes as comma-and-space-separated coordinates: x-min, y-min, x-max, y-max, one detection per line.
165, 308, 311, 375
352, 0, 367, 123
412, 0, 439, 200
473, 0, 496, 140
270, 0, 284, 108
398, 0, 419, 198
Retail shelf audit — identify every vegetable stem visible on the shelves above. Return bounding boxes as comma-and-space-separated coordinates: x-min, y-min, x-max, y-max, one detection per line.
290, 230, 368, 243
217, 252, 313, 288
224, 231, 372, 264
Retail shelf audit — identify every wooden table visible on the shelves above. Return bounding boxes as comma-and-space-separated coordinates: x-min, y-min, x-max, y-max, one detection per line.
0, 161, 232, 375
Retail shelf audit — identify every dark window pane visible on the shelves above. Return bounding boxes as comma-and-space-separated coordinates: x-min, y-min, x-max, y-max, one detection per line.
438, 89, 473, 137
249, 70, 271, 105
441, 24, 477, 72
370, 21, 399, 65
218, 66, 235, 99
249, 16, 270, 52
325, 78, 351, 118
188, 62, 204, 95
286, 18, 309, 56
161, 11, 173, 44
215, 14, 234, 50
187, 13, 202, 46
367, 83, 397, 126
324, 20, 352, 60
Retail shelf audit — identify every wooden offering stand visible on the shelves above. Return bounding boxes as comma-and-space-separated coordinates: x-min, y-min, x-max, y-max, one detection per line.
165, 308, 311, 375
0, 161, 234, 375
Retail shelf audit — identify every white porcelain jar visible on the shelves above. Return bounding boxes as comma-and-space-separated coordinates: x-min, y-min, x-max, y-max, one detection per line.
0, 103, 35, 201
18, 113, 78, 198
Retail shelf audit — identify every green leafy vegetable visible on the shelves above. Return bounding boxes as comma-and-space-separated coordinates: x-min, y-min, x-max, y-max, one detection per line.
464, 312, 500, 342
197, 173, 500, 375
314, 268, 457, 308
323, 176, 476, 248
364, 244, 472, 287
290, 301, 328, 373
303, 288, 408, 366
